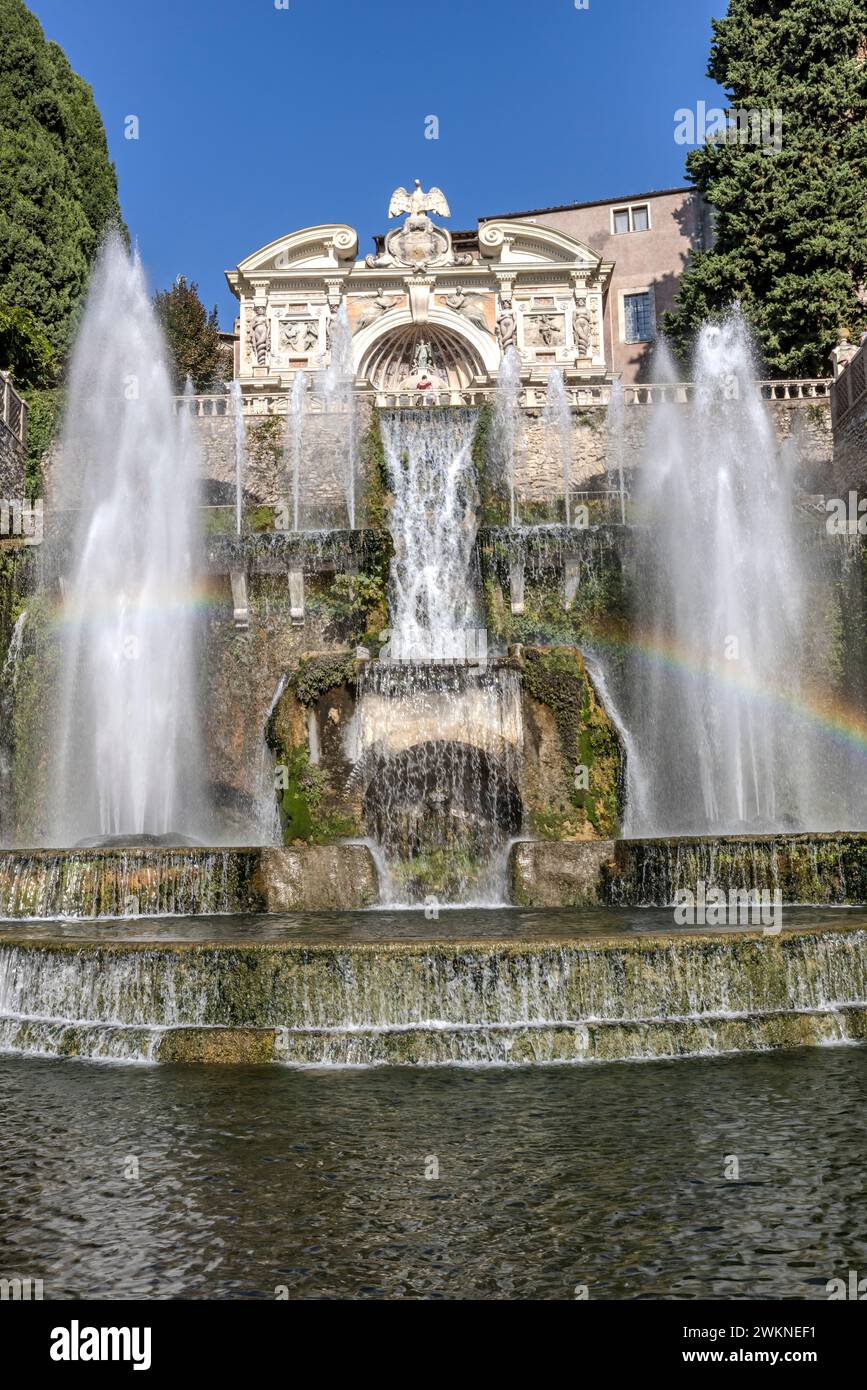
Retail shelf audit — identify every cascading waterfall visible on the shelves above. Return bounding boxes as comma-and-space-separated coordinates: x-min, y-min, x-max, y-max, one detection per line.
544, 368, 573, 526
52, 235, 208, 845
619, 311, 867, 835
356, 662, 523, 903
0, 926, 864, 1064
359, 409, 523, 903
381, 408, 480, 660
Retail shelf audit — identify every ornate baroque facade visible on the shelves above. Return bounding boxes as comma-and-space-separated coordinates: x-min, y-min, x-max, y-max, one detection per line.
226, 182, 614, 404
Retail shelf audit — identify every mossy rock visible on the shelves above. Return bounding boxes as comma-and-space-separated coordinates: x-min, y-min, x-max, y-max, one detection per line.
521, 644, 623, 838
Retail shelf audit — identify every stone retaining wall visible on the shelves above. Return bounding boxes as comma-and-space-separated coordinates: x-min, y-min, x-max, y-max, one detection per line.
509, 833, 867, 907
183, 396, 834, 513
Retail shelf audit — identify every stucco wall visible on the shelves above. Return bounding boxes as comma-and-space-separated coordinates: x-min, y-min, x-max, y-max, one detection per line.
493, 189, 713, 384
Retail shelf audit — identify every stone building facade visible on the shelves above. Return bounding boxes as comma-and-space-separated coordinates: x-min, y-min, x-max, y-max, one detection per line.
483, 187, 714, 384
224, 182, 714, 398
226, 182, 615, 405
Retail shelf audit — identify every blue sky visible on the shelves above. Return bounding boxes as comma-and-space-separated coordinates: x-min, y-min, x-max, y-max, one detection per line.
29, 0, 725, 329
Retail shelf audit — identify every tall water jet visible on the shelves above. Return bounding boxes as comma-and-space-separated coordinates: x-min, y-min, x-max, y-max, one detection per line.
621, 308, 867, 835
315, 303, 357, 530
52, 235, 207, 845
544, 368, 573, 526
286, 370, 308, 531
605, 379, 627, 525
229, 379, 247, 535
492, 346, 523, 526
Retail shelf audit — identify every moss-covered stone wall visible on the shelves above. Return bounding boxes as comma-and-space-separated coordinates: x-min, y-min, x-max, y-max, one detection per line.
517, 645, 623, 840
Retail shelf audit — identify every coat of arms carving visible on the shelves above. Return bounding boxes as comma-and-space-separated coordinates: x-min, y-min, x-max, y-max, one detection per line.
366, 180, 472, 271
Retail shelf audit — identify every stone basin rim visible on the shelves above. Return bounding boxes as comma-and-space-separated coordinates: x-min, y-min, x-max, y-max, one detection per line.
0, 923, 864, 954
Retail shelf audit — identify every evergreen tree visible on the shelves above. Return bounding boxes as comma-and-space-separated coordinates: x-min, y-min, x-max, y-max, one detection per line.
153, 277, 225, 392
665, 0, 867, 377
0, 304, 56, 388
0, 0, 125, 369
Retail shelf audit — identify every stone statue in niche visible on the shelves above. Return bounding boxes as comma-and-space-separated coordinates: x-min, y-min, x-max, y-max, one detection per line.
444, 287, 489, 333
496, 295, 518, 353
325, 306, 339, 350
412, 339, 434, 374
573, 297, 592, 357
248, 306, 270, 366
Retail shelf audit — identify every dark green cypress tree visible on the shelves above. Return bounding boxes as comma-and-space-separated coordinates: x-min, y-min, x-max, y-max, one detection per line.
665, 0, 867, 377
0, 0, 125, 369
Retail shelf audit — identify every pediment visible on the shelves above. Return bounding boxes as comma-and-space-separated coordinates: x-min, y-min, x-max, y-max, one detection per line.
479, 219, 602, 270
234, 225, 358, 277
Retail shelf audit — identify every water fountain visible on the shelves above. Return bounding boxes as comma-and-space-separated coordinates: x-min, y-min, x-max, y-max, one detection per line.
286, 370, 308, 531
617, 309, 867, 836
229, 378, 247, 535
356, 408, 523, 902
51, 234, 208, 846
492, 345, 523, 526
0, 245, 865, 1071
314, 302, 357, 530
605, 378, 627, 525
544, 368, 573, 526
381, 408, 480, 660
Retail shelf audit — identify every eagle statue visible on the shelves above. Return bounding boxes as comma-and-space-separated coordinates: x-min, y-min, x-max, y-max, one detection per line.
388, 180, 451, 221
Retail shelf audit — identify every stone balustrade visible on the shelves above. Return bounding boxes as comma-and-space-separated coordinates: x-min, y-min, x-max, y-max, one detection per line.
175, 378, 833, 416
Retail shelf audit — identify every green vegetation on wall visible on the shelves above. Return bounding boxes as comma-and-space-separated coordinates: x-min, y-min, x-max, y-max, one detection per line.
290, 653, 357, 707
266, 658, 360, 845
267, 740, 358, 847
521, 645, 623, 839
21, 386, 63, 497
480, 534, 628, 649
322, 411, 393, 650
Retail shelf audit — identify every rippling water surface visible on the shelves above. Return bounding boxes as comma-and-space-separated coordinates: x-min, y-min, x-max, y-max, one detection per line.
2, 903, 865, 944
0, 1047, 864, 1299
